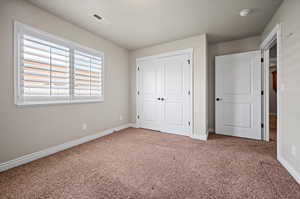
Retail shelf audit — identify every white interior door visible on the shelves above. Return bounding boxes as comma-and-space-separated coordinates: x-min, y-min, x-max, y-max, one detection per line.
137, 51, 192, 136
137, 59, 162, 131
159, 55, 191, 136
215, 51, 262, 140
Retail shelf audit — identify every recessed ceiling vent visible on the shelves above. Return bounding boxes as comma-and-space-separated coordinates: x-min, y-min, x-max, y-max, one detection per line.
240, 9, 252, 17
93, 14, 103, 20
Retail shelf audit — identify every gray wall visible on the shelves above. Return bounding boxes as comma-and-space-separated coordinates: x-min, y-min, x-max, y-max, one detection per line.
0, 0, 130, 163
129, 35, 208, 138
262, 0, 300, 176
208, 36, 262, 130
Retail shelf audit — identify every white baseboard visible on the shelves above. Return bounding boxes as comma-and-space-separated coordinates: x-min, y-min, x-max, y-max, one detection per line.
0, 123, 134, 172
130, 123, 138, 128
192, 128, 214, 141
191, 133, 208, 141
278, 155, 300, 185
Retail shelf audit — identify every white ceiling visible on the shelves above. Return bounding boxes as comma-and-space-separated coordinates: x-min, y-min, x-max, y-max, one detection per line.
27, 0, 282, 50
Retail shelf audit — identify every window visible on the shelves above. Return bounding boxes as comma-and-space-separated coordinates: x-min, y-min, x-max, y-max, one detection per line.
14, 22, 104, 105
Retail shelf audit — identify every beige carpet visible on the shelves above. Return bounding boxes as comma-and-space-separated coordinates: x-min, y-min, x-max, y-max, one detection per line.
0, 128, 299, 199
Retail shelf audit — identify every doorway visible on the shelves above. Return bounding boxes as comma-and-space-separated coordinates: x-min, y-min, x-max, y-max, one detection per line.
269, 44, 278, 142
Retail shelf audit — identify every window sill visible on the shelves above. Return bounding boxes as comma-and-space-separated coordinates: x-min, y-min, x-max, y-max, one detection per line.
15, 98, 104, 107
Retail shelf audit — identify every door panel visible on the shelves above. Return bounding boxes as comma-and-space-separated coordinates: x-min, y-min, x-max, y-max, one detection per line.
165, 103, 183, 125
216, 51, 261, 140
223, 103, 252, 128
137, 60, 162, 131
223, 63, 251, 95
160, 55, 191, 136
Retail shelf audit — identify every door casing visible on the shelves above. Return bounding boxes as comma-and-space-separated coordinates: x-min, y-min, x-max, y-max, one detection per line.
260, 24, 283, 157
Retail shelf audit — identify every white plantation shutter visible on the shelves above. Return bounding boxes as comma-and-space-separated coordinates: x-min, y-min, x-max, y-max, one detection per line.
21, 35, 70, 98
15, 22, 104, 105
73, 50, 103, 99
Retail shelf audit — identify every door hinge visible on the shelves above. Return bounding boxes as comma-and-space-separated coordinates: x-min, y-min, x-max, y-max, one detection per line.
188, 90, 191, 95
261, 90, 264, 95
188, 121, 191, 126
261, 58, 264, 63
261, 123, 264, 128
137, 91, 140, 95
187, 59, 191, 65
137, 67, 140, 71
137, 115, 140, 119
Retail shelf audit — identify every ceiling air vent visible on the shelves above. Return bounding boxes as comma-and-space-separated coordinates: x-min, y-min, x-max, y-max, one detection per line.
93, 14, 102, 20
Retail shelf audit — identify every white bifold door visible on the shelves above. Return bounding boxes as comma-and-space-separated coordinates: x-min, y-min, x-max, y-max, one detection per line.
215, 51, 262, 140
137, 52, 192, 136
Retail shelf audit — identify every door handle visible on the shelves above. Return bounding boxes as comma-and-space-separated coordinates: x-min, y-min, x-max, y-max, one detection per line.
161, 98, 165, 101
216, 98, 222, 101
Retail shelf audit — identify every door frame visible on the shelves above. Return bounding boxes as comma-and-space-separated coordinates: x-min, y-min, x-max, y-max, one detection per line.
135, 48, 194, 136
260, 24, 283, 159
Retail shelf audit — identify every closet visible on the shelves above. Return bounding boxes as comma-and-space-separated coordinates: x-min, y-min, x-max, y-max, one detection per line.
136, 49, 193, 136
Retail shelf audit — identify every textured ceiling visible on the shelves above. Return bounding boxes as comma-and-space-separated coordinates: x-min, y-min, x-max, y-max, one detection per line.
27, 0, 282, 50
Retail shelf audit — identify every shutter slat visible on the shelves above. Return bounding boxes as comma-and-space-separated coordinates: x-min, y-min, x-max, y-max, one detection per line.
23, 85, 69, 89
74, 87, 101, 91
23, 36, 69, 52
24, 66, 69, 75
23, 71, 69, 80
24, 59, 69, 70
74, 79, 101, 83
23, 43, 69, 58
23, 50, 69, 63
75, 51, 102, 62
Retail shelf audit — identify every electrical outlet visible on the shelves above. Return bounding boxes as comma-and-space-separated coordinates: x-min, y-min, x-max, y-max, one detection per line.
291, 145, 297, 157
119, 115, 123, 121
82, 123, 87, 131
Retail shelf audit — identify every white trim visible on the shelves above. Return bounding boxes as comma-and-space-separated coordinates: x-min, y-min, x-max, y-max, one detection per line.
264, 49, 270, 142
136, 48, 194, 62
260, 24, 283, 157
130, 123, 138, 128
136, 48, 194, 136
191, 133, 208, 141
278, 155, 300, 185
260, 25, 280, 49
0, 123, 134, 172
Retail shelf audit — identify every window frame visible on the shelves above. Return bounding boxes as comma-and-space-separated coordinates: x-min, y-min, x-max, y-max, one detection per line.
14, 21, 105, 106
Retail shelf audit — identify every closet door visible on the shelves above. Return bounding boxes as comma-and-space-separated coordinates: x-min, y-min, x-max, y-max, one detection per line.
159, 54, 191, 136
137, 59, 163, 131
137, 51, 192, 136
